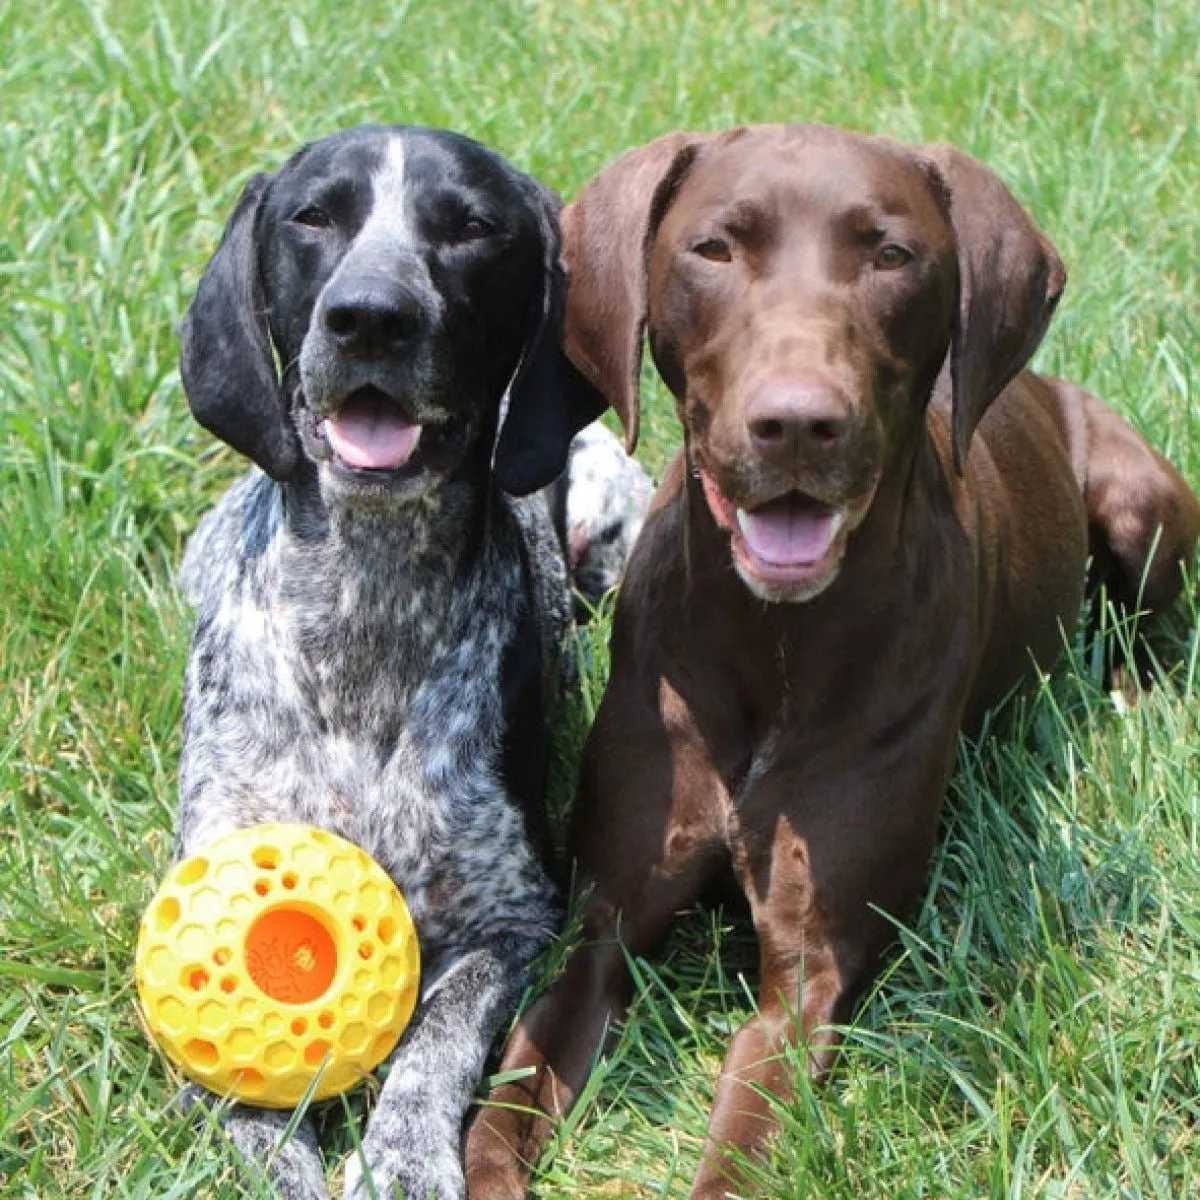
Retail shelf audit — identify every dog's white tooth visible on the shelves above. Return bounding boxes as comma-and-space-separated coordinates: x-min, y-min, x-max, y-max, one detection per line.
736, 508, 752, 536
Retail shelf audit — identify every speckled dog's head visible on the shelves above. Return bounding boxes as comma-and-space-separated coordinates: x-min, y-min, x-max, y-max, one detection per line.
181, 125, 604, 505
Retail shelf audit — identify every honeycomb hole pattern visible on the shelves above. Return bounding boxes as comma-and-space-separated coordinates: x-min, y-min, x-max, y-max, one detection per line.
185, 1038, 219, 1067
185, 966, 210, 991
252, 845, 280, 870
154, 896, 180, 932
304, 1039, 332, 1066
176, 857, 208, 886
237, 1068, 266, 1097
136, 823, 421, 1109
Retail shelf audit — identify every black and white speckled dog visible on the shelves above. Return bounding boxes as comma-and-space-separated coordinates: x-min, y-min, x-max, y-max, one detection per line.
173, 125, 617, 1199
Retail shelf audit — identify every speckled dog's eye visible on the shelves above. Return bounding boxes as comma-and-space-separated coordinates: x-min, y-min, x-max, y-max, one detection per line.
692, 237, 732, 263
874, 243, 913, 270
291, 206, 331, 229
462, 216, 495, 240
448, 215, 495, 243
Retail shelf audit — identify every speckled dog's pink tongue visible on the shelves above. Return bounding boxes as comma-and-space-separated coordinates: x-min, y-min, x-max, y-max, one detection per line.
325, 392, 420, 470
736, 493, 840, 566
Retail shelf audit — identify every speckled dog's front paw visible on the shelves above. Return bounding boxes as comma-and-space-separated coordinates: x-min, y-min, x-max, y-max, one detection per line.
344, 1144, 464, 1200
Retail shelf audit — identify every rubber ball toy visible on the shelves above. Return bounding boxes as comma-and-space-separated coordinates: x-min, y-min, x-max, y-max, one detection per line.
135, 823, 420, 1107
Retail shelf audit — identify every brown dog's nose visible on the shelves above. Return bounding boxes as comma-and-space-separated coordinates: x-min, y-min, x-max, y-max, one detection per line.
745, 375, 851, 462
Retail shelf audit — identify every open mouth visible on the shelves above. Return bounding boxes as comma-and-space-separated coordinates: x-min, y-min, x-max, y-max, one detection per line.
735, 493, 844, 569
699, 468, 857, 599
322, 386, 422, 472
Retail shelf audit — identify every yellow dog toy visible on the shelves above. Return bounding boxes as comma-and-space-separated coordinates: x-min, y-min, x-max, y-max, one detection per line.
135, 823, 419, 1107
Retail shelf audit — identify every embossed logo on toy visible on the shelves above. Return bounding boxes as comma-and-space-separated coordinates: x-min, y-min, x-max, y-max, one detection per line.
245, 907, 338, 1004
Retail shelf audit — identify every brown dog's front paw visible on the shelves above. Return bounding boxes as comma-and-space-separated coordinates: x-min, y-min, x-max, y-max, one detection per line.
463, 1116, 536, 1200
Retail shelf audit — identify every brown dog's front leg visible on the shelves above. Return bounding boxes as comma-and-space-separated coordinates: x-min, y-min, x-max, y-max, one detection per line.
691, 778, 934, 1199
466, 660, 729, 1195
691, 940, 845, 1199
463, 924, 629, 1197
466, 790, 723, 1192
465, 868, 711, 1197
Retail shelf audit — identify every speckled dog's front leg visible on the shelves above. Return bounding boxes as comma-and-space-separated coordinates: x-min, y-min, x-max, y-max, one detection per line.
181, 1085, 331, 1199
343, 933, 544, 1200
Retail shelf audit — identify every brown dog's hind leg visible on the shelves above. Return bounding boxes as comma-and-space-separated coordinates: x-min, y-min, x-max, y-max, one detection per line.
1050, 379, 1200, 688
1058, 380, 1200, 615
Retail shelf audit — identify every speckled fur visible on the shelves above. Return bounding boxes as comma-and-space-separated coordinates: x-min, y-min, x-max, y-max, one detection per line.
178, 467, 564, 1199
550, 422, 653, 612
178, 473, 564, 954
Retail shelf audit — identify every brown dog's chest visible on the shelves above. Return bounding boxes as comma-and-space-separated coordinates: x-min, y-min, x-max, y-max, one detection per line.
644, 558, 973, 821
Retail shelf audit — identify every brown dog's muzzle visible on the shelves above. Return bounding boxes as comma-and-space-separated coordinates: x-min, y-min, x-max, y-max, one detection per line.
695, 360, 885, 605
739, 370, 884, 495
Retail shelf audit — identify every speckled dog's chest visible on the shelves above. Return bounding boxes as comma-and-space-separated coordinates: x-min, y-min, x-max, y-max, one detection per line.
178, 477, 560, 976
288, 670, 553, 961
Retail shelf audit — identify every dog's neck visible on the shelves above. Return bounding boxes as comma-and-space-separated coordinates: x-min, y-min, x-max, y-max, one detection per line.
271, 473, 494, 735
285, 470, 484, 560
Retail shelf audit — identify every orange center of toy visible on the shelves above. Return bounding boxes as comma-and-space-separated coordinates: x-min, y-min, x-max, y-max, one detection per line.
244, 907, 338, 1004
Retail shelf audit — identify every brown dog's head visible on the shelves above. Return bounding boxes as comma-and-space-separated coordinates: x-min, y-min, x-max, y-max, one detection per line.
562, 124, 1065, 602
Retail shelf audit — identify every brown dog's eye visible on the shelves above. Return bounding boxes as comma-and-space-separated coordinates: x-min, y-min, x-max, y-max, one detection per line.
875, 243, 913, 270
692, 237, 732, 263
291, 206, 331, 229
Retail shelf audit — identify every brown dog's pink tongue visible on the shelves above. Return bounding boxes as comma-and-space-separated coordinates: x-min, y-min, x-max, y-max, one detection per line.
325, 393, 420, 470
737, 494, 841, 566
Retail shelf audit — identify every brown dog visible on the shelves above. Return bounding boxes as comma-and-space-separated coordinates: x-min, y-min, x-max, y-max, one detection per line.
464, 125, 1200, 1197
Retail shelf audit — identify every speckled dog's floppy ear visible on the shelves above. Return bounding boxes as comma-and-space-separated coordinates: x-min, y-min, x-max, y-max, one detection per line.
558, 133, 709, 453
180, 172, 305, 482
491, 181, 607, 498
921, 143, 1067, 472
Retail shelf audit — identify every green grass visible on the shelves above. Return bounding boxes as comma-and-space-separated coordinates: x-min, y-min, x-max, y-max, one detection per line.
2, 0, 1198, 1195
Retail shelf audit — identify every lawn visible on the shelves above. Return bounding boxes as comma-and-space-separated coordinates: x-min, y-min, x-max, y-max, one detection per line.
2, 0, 1198, 1196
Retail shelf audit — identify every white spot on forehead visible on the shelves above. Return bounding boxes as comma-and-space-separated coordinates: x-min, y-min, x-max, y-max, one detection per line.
359, 134, 415, 249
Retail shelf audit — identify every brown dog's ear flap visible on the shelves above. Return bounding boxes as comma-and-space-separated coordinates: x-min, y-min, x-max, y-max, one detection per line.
180, 172, 305, 482
923, 144, 1067, 471
560, 133, 708, 452
491, 180, 608, 497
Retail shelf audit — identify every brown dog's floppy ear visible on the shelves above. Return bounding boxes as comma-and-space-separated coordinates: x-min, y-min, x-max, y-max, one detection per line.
492, 180, 607, 497
560, 133, 708, 452
180, 172, 305, 482
923, 144, 1067, 471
